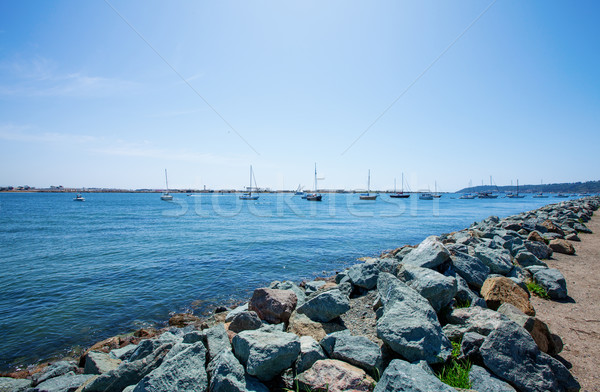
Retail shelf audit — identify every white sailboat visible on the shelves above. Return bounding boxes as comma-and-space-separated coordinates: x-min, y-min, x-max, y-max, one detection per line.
432, 181, 442, 198
240, 165, 259, 200
161, 169, 173, 201
390, 173, 410, 198
359, 170, 378, 200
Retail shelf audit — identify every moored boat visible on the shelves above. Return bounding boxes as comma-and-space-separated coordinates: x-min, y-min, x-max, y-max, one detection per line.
161, 169, 173, 201
240, 165, 260, 200
359, 169, 378, 200
73, 193, 85, 202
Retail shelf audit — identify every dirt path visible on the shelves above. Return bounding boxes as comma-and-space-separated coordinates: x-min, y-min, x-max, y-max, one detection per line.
531, 213, 600, 392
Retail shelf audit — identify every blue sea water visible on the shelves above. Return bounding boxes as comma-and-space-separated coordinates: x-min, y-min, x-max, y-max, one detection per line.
0, 192, 577, 370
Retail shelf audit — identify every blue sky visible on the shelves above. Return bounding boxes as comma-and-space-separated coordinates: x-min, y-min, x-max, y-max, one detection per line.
1, 1, 598, 191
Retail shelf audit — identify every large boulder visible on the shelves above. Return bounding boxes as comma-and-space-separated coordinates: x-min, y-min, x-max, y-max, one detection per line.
34, 373, 95, 392
286, 311, 345, 342
472, 246, 513, 275
295, 336, 327, 374
533, 268, 568, 300
452, 272, 488, 308
32, 361, 79, 385
296, 359, 374, 392
480, 321, 580, 392
0, 377, 32, 392
347, 262, 379, 290
225, 303, 249, 322
133, 342, 208, 392
205, 324, 231, 361
525, 239, 553, 260
296, 289, 350, 322
469, 365, 517, 392
270, 281, 307, 306
548, 239, 575, 255
248, 288, 297, 324
480, 276, 535, 316
207, 350, 268, 392
401, 236, 451, 268
541, 220, 565, 236
83, 351, 122, 375
497, 303, 563, 355
232, 330, 300, 382
373, 359, 455, 392
449, 251, 490, 288
376, 273, 452, 364
397, 264, 457, 313
320, 330, 383, 376
83, 343, 173, 392
527, 231, 547, 243
515, 251, 546, 268
442, 307, 511, 340
228, 311, 263, 333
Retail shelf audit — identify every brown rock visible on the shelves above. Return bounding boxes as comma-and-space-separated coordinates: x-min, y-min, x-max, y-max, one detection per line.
133, 328, 157, 339
481, 277, 535, 316
296, 359, 375, 392
527, 231, 547, 244
541, 220, 565, 236
168, 313, 201, 327
287, 311, 345, 342
248, 288, 297, 324
565, 233, 580, 242
548, 239, 576, 255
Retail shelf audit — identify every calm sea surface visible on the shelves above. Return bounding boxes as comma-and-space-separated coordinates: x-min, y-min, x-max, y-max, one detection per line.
0, 192, 578, 370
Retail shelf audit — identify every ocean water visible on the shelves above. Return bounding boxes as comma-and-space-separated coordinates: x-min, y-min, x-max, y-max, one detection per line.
0, 192, 577, 370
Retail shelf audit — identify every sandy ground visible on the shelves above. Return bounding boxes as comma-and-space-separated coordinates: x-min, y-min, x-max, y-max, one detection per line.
531, 213, 600, 392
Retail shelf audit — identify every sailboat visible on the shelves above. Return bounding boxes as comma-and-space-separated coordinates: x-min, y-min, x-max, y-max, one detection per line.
240, 165, 259, 200
73, 193, 85, 202
506, 179, 525, 198
359, 170, 378, 200
477, 176, 498, 199
532, 179, 549, 198
160, 169, 173, 201
390, 173, 410, 198
294, 184, 305, 196
432, 181, 442, 198
306, 163, 322, 201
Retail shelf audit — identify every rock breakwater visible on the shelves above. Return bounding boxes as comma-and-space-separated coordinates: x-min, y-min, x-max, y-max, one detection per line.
2, 197, 598, 392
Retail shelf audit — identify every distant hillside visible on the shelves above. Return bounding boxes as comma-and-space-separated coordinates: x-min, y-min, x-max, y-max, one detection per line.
457, 180, 600, 194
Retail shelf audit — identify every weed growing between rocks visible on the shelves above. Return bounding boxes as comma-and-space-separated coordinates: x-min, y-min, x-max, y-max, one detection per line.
527, 281, 550, 299
435, 341, 472, 389
454, 299, 471, 309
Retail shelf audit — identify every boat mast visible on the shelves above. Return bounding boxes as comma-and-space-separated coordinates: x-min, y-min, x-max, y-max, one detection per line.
394, 178, 396, 193
165, 169, 169, 193
249, 165, 253, 196
368, 170, 371, 194
314, 163, 318, 193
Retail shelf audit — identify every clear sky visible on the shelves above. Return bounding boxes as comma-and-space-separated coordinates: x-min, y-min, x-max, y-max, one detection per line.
1, 1, 598, 191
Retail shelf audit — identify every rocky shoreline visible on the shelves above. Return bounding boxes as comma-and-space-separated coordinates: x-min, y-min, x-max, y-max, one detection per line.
1, 197, 598, 392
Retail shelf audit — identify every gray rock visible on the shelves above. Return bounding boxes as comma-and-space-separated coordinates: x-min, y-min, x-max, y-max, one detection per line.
270, 281, 307, 307
232, 330, 301, 382
472, 245, 513, 275
515, 251, 547, 268
443, 307, 511, 339
480, 321, 580, 392
258, 322, 286, 333
401, 236, 451, 269
83, 351, 122, 375
182, 330, 205, 344
525, 240, 553, 260
451, 272, 487, 308
304, 280, 326, 294
320, 330, 383, 376
133, 342, 207, 392
449, 251, 490, 288
33, 361, 79, 385
34, 373, 94, 392
229, 311, 263, 333
0, 377, 32, 392
109, 344, 138, 361
205, 324, 231, 361
373, 359, 455, 392
534, 268, 568, 300
296, 289, 350, 322
295, 336, 326, 374
376, 273, 452, 364
469, 365, 517, 392
225, 303, 249, 322
337, 281, 353, 297
82, 343, 173, 392
574, 222, 592, 233
207, 349, 245, 391
128, 339, 165, 362
347, 262, 380, 290
397, 264, 457, 313
460, 331, 486, 362
376, 257, 401, 274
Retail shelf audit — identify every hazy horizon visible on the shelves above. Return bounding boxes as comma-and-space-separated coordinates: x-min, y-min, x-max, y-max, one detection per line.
1, 1, 599, 192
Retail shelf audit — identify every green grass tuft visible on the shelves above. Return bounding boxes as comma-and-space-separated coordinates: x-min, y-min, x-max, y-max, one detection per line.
527, 281, 550, 299
436, 359, 472, 389
455, 298, 471, 309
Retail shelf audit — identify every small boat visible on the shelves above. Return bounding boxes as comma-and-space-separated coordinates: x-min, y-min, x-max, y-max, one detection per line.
555, 193, 569, 198
294, 185, 305, 196
160, 169, 173, 201
532, 192, 548, 198
390, 174, 410, 198
240, 165, 260, 200
459, 193, 476, 199
73, 193, 85, 202
306, 163, 323, 202
419, 193, 434, 200
477, 191, 498, 199
359, 170, 378, 200
432, 181, 442, 198
506, 179, 525, 198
